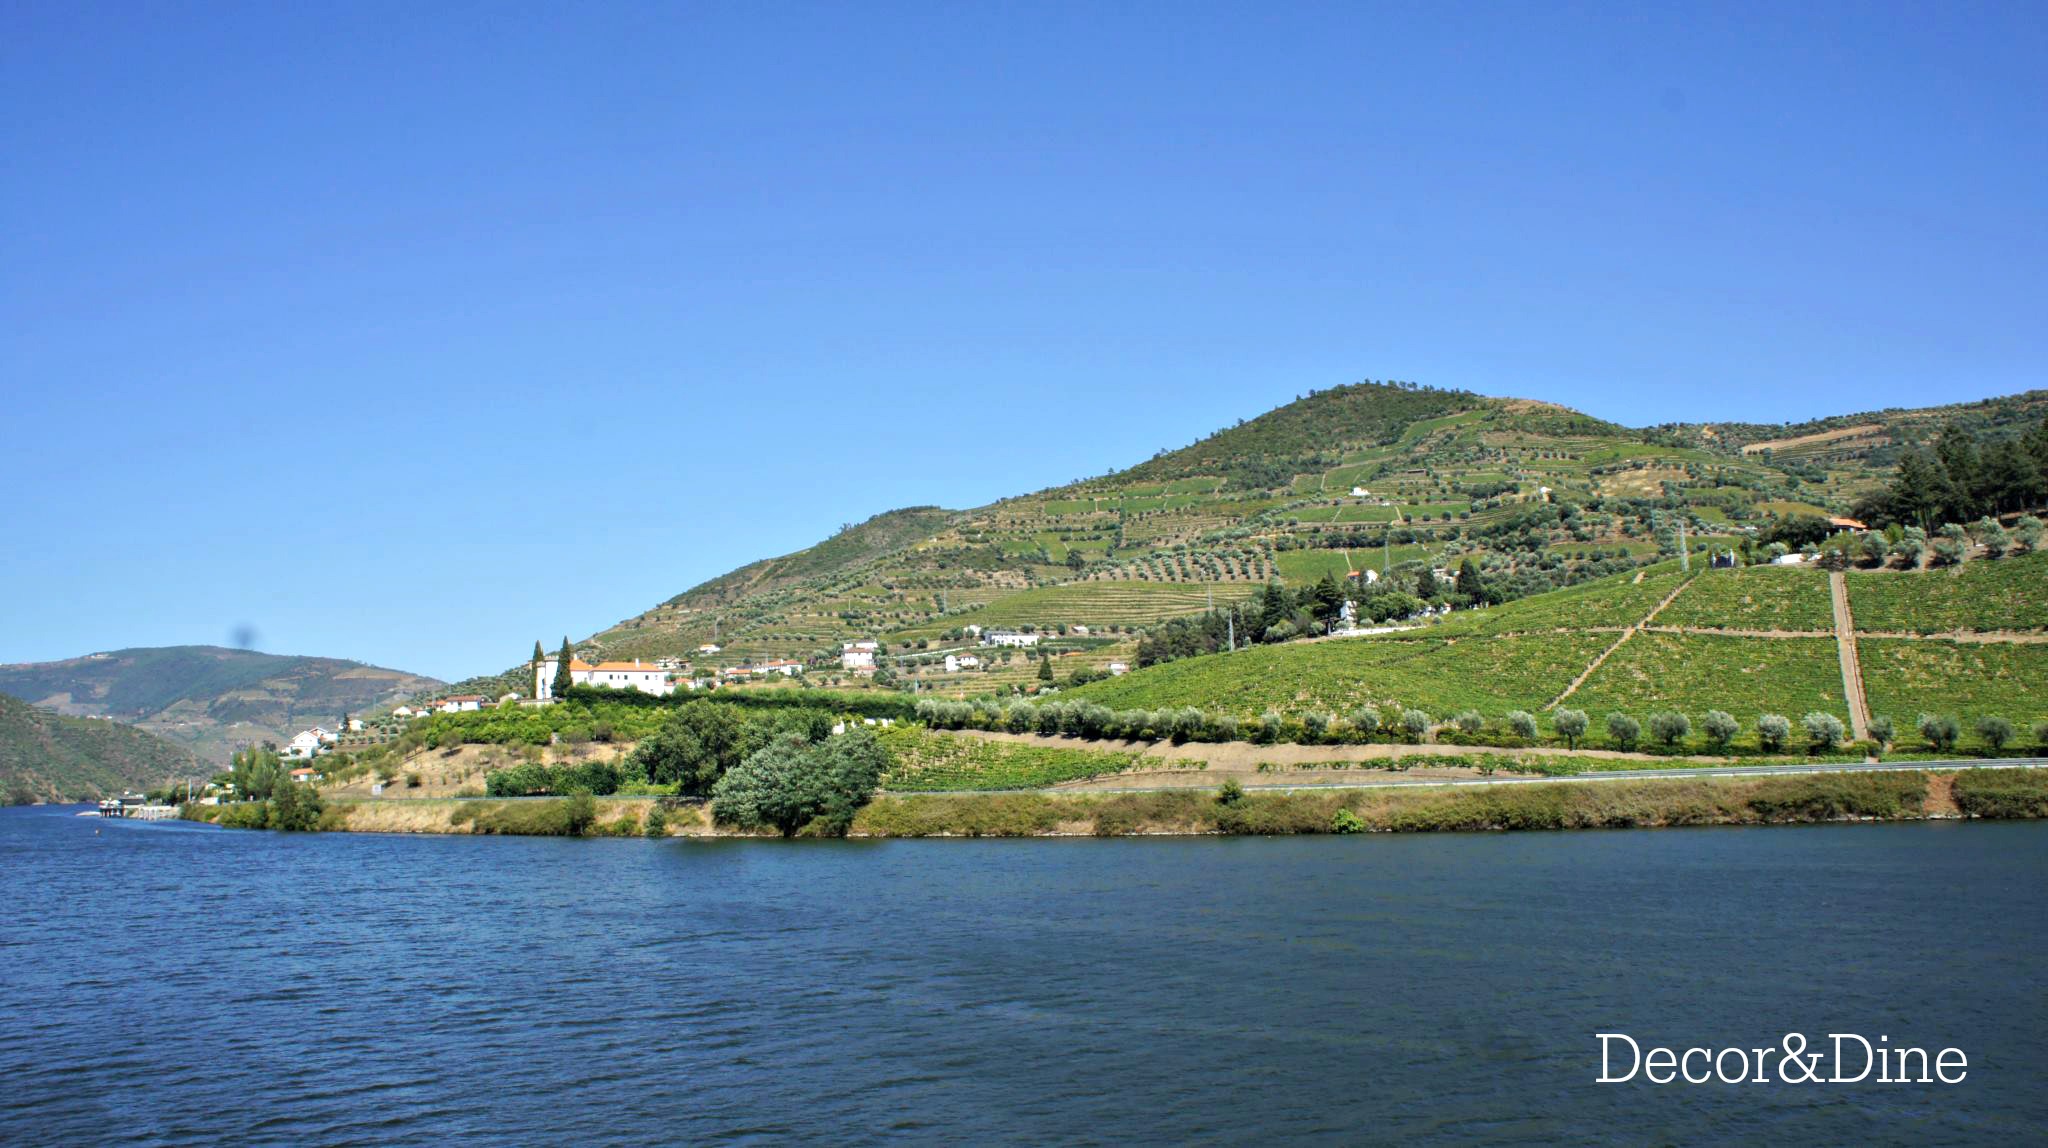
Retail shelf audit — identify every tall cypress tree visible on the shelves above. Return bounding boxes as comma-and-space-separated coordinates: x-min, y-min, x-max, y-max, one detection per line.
1456, 558, 1485, 602
553, 637, 575, 697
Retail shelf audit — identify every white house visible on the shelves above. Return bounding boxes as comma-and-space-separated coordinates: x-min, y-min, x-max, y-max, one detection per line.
1360, 568, 1380, 585
982, 630, 1040, 648
438, 695, 486, 714
346, 717, 365, 732
1071, 625, 1090, 636
392, 705, 416, 719
1351, 486, 1371, 497
841, 640, 879, 672
288, 766, 323, 784
753, 659, 804, 677
583, 660, 675, 695
283, 727, 334, 759
963, 624, 983, 638
697, 643, 722, 655
943, 654, 982, 673
1108, 662, 1130, 676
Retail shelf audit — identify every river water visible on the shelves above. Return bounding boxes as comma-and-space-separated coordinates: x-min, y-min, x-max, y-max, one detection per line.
2, 807, 2043, 1144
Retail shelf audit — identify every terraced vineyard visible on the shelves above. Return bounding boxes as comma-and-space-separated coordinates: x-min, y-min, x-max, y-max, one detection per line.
1655, 567, 1836, 632
1844, 553, 2048, 633
1858, 639, 2047, 721
876, 726, 1143, 791
1568, 634, 1851, 725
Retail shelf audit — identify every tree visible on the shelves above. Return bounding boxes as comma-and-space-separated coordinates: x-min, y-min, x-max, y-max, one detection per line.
1647, 711, 1690, 749
269, 780, 324, 832
1867, 715, 1895, 747
710, 729, 887, 837
631, 701, 748, 795
1553, 708, 1589, 750
1453, 710, 1484, 734
1975, 716, 2015, 753
1312, 572, 1345, 619
1755, 714, 1792, 752
1036, 653, 1053, 682
2014, 516, 2045, 554
1065, 549, 1085, 571
1971, 517, 2010, 558
1701, 710, 1739, 750
1349, 706, 1381, 741
1605, 712, 1641, 752
1504, 710, 1537, 740
1415, 566, 1441, 601
1216, 778, 1245, 806
1400, 708, 1432, 739
1918, 713, 1961, 752
553, 637, 575, 697
1455, 558, 1486, 603
1802, 712, 1845, 752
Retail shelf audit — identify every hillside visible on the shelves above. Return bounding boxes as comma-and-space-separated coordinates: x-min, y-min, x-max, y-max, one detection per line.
503, 381, 2043, 694
0, 692, 205, 803
0, 646, 444, 764
1066, 554, 2047, 746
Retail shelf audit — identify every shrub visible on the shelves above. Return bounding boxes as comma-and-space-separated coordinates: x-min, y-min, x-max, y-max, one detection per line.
1951, 769, 2048, 818
1332, 808, 1365, 834
1300, 712, 1330, 743
1647, 711, 1690, 749
1701, 710, 1738, 750
1756, 713, 1792, 752
2036, 720, 2048, 753
269, 781, 324, 832
1917, 713, 1961, 753
1209, 714, 1239, 742
1802, 712, 1845, 752
1256, 711, 1284, 745
1401, 709, 1432, 738
1553, 709, 1589, 750
1866, 715, 1894, 747
1349, 706, 1382, 741
711, 728, 889, 837
1975, 716, 2015, 754
1504, 710, 1537, 740
1605, 712, 1641, 752
1216, 778, 1245, 806
642, 805, 669, 838
1453, 710, 1484, 734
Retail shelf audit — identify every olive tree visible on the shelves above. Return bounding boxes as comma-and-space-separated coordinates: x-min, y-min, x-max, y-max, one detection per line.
1975, 716, 2015, 753
1553, 708, 1589, 750
1866, 715, 1895, 747
1348, 706, 1382, 742
1400, 708, 1432, 739
1453, 710, 1484, 734
1917, 713, 1961, 752
1647, 711, 1690, 749
1802, 712, 1845, 752
1701, 710, 1739, 750
1605, 712, 1641, 752
1504, 710, 1538, 740
1755, 713, 1792, 752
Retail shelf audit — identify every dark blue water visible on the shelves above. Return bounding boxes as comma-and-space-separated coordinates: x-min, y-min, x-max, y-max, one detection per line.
3, 808, 2043, 1144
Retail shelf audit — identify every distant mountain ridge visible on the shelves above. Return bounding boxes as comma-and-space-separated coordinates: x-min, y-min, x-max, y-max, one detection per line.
0, 692, 204, 803
0, 646, 443, 764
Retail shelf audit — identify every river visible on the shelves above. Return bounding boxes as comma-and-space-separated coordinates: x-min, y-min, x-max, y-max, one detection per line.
2, 807, 2043, 1144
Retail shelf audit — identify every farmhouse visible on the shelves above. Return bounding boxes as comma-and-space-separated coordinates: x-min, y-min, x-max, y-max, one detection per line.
282, 727, 334, 759
437, 695, 487, 713
982, 629, 1040, 648
943, 654, 982, 673
753, 659, 804, 677
842, 640, 880, 672
1108, 662, 1129, 676
535, 656, 675, 698
288, 767, 322, 784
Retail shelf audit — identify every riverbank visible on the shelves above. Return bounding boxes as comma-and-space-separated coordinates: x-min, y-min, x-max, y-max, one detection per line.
182, 768, 2048, 838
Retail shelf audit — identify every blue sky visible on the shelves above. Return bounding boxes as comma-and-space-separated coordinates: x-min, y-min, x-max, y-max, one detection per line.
2, 1, 2042, 681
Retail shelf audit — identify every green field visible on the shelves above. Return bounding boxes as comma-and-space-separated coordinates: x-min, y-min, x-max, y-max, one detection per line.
877, 725, 1142, 790
1657, 567, 1835, 632
1567, 633, 1850, 725
1845, 555, 2048, 633
1067, 631, 1609, 718
1458, 566, 1692, 634
1859, 639, 2046, 726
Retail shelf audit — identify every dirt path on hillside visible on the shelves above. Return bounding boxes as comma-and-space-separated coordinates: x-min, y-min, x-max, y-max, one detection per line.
1831, 572, 1872, 742
1545, 575, 1696, 710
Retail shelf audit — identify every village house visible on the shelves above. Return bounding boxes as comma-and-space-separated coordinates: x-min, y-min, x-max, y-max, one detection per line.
1071, 624, 1090, 636
391, 705, 417, 719
438, 695, 486, 714
697, 643, 722, 655
1108, 662, 1130, 676
288, 766, 322, 784
943, 653, 982, 673
841, 640, 880, 672
282, 727, 334, 759
982, 629, 1040, 648
752, 659, 804, 677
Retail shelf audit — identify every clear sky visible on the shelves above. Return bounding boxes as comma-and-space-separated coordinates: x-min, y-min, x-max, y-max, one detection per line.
2, 1, 2042, 681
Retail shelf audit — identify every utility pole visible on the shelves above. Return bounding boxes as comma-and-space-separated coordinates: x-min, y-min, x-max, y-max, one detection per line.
1680, 517, 1691, 572
1227, 608, 1236, 653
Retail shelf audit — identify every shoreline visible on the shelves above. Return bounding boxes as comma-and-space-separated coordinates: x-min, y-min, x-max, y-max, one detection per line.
181, 768, 2048, 839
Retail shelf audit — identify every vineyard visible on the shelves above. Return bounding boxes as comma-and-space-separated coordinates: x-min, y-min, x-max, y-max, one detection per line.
877, 726, 1142, 791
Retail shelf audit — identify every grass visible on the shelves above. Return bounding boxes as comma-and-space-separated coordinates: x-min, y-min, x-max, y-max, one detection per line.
1858, 639, 2047, 727
1567, 632, 1850, 725
1657, 566, 1835, 631
1843, 553, 2048, 633
877, 725, 1142, 790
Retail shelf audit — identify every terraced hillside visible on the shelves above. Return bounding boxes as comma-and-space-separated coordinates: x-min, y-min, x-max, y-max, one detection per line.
519, 382, 2045, 689
0, 646, 444, 764
1069, 554, 2047, 748
0, 692, 205, 803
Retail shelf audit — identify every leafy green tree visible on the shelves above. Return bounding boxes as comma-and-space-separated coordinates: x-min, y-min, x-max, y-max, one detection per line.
1349, 706, 1382, 741
2013, 516, 2044, 554
1701, 710, 1739, 750
1455, 558, 1486, 602
1037, 653, 1053, 682
1400, 708, 1431, 738
1504, 710, 1537, 740
630, 701, 747, 795
1866, 715, 1894, 747
1453, 710, 1484, 734
1215, 778, 1245, 806
268, 780, 324, 831
709, 728, 888, 837
1553, 708, 1588, 749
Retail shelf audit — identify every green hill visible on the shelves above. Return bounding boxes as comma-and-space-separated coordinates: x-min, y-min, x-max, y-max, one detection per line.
0, 692, 205, 803
0, 646, 444, 764
481, 381, 2043, 695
